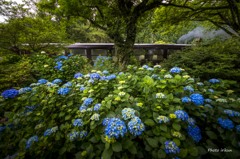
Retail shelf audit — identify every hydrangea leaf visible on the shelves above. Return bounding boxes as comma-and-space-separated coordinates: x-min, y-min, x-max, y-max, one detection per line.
112, 142, 122, 152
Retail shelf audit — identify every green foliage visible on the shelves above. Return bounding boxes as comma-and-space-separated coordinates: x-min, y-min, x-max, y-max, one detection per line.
30, 53, 91, 81
0, 17, 66, 54
162, 38, 240, 86
1, 63, 240, 158
0, 52, 35, 91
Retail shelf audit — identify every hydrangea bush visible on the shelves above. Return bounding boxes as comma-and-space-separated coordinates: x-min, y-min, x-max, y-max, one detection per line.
0, 65, 240, 159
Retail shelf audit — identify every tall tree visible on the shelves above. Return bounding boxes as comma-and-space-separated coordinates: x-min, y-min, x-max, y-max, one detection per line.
36, 0, 188, 66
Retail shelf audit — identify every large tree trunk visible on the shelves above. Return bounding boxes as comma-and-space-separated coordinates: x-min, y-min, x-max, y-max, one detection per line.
113, 16, 138, 69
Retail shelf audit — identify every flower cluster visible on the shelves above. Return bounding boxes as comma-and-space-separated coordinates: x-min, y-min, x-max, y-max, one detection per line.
55, 55, 68, 61
223, 109, 240, 117
90, 113, 100, 121
103, 118, 127, 139
52, 79, 62, 84
44, 126, 58, 136
187, 118, 196, 125
181, 97, 191, 103
190, 93, 204, 106
26, 135, 38, 149
164, 74, 173, 79
156, 93, 166, 99
1, 89, 19, 99
209, 78, 220, 84
38, 79, 48, 84
102, 70, 109, 74
63, 82, 72, 87
217, 118, 234, 130
90, 73, 101, 80
184, 86, 194, 93
205, 98, 212, 103
187, 125, 202, 143
94, 56, 111, 67
164, 141, 180, 154
105, 74, 116, 80
128, 117, 145, 136
73, 119, 83, 127
157, 116, 170, 124
174, 110, 189, 121
54, 61, 63, 71
93, 103, 101, 111
74, 72, 83, 79
83, 98, 93, 106
58, 88, 70, 95
80, 86, 85, 91
69, 130, 87, 141
236, 125, 240, 133
122, 108, 136, 120
19, 87, 32, 94
170, 67, 181, 74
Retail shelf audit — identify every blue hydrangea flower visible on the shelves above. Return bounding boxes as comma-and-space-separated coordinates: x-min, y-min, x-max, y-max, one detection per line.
69, 131, 80, 141
26, 135, 38, 149
79, 130, 88, 138
208, 89, 214, 93
102, 118, 111, 126
151, 74, 159, 79
80, 86, 85, 91
68, 53, 73, 57
128, 117, 145, 136
106, 74, 116, 80
224, 109, 240, 117
90, 73, 101, 80
52, 79, 62, 84
54, 61, 63, 71
0, 126, 6, 132
44, 128, 52, 136
184, 86, 194, 93
88, 79, 94, 84
73, 119, 83, 127
174, 110, 189, 121
38, 79, 48, 84
19, 87, 32, 94
58, 88, 70, 95
187, 118, 196, 125
142, 65, 149, 69
197, 82, 204, 86
63, 82, 72, 87
236, 125, 240, 133
122, 108, 136, 120
170, 67, 181, 73
205, 104, 213, 109
157, 116, 170, 124
209, 78, 220, 84
93, 103, 101, 111
164, 141, 180, 154
104, 118, 127, 139
118, 72, 124, 75
217, 118, 234, 130
1, 89, 19, 99
205, 98, 212, 103
190, 93, 204, 106
147, 67, 154, 71
79, 105, 87, 112
187, 125, 202, 143
181, 97, 191, 103
83, 98, 93, 106
103, 70, 109, 74
55, 55, 68, 61
74, 72, 83, 79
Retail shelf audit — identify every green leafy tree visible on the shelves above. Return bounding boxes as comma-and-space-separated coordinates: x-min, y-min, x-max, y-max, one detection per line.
37, 0, 205, 67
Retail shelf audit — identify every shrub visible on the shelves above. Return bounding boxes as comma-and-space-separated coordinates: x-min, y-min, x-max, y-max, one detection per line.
162, 38, 240, 90
30, 53, 91, 82
0, 53, 35, 92
0, 64, 240, 159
